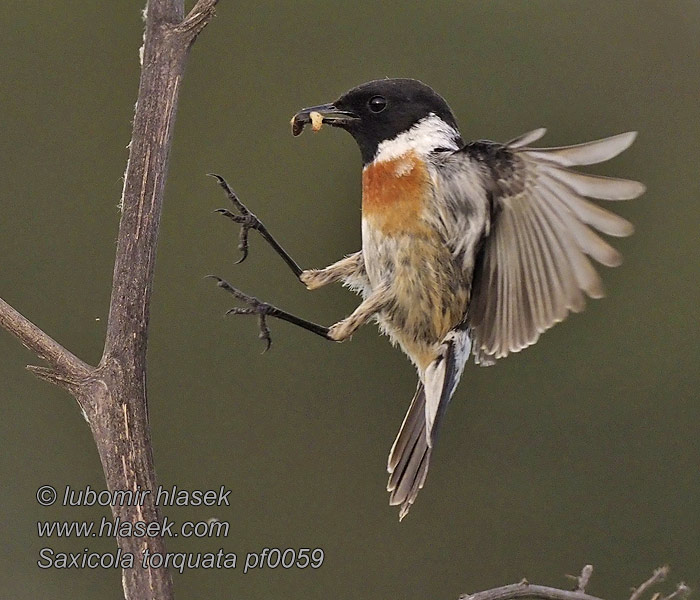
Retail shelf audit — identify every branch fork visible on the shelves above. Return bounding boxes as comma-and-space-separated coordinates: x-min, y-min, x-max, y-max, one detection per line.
0, 2, 219, 599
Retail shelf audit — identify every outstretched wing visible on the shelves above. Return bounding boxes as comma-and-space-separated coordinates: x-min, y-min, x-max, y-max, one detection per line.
443, 130, 645, 363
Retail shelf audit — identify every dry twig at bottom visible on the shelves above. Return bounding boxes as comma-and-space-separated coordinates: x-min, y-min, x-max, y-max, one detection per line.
460, 565, 690, 600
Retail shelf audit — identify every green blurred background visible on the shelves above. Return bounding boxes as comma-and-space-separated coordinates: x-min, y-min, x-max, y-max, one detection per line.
1, 1, 698, 598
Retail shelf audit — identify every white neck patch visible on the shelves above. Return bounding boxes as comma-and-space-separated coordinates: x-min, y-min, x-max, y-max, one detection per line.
371, 114, 461, 164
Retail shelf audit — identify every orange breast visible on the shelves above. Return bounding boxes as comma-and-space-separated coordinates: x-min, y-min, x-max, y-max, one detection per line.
362, 151, 431, 235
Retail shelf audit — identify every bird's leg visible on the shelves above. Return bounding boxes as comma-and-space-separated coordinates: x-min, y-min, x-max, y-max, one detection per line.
210, 277, 389, 349
211, 174, 368, 292
299, 251, 365, 290
209, 276, 330, 351
210, 174, 303, 277
326, 286, 391, 341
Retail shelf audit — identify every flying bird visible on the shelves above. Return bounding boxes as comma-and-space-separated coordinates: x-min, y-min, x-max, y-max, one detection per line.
210, 78, 644, 520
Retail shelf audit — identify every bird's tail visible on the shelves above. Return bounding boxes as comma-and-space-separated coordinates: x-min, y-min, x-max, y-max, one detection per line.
387, 383, 430, 520
387, 329, 471, 520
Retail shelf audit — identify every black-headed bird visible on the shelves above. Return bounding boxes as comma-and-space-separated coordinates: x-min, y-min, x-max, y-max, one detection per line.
210, 78, 644, 519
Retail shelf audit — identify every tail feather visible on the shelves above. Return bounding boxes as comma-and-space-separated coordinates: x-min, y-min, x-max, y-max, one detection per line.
386, 329, 471, 520
387, 383, 425, 472
387, 383, 431, 520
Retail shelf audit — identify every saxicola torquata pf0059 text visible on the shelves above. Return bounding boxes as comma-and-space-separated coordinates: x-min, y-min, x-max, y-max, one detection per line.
210, 78, 644, 519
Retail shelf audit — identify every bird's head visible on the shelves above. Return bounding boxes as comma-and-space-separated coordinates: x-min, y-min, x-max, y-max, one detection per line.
291, 78, 463, 164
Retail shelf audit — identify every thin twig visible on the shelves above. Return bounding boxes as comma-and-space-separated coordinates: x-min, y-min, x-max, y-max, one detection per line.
577, 565, 594, 593
566, 565, 595, 593
178, 0, 219, 34
630, 567, 670, 600
661, 584, 692, 600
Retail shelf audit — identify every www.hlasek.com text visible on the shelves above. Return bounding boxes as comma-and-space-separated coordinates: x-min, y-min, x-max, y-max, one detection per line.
38, 515, 229, 538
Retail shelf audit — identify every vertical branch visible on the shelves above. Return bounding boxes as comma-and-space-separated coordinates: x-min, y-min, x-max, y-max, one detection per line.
0, 1, 218, 599
93, 1, 219, 599
103, 9, 181, 364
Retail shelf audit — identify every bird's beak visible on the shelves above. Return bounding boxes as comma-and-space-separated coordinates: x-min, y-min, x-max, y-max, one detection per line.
290, 103, 358, 136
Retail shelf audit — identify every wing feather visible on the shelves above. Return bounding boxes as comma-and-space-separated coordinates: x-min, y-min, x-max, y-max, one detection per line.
544, 165, 645, 200
526, 196, 569, 319
513, 204, 545, 341
524, 131, 637, 166
453, 131, 644, 361
507, 127, 548, 149
518, 205, 549, 331
538, 179, 623, 267
541, 174, 634, 236
509, 211, 529, 350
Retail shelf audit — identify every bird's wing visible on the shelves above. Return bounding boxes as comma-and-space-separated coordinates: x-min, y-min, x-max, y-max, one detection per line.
437, 130, 645, 363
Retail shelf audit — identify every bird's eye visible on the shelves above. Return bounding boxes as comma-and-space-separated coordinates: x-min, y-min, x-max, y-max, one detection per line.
368, 95, 387, 113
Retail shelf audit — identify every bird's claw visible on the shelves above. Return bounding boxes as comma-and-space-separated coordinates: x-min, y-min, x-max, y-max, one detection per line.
210, 174, 264, 265
257, 314, 272, 353
215, 207, 264, 264
208, 276, 274, 352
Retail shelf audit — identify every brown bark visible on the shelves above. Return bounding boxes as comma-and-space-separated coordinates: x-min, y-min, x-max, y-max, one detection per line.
0, 1, 218, 598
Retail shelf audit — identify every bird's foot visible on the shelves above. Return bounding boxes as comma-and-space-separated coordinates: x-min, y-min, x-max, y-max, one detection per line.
209, 276, 332, 349
210, 174, 266, 265
327, 319, 352, 342
299, 269, 331, 290
208, 276, 275, 352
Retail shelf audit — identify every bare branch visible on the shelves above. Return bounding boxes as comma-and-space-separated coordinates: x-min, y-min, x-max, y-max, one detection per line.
578, 565, 594, 593
0, 297, 93, 380
567, 565, 595, 594
460, 581, 606, 600
661, 584, 692, 600
149, 0, 185, 24
0, 1, 219, 599
461, 566, 690, 600
177, 0, 219, 37
630, 567, 670, 600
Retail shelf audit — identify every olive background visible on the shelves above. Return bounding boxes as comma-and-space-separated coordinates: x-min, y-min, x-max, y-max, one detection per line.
1, 1, 698, 598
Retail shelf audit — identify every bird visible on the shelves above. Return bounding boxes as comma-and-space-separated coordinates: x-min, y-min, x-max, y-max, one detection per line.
210, 78, 645, 520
